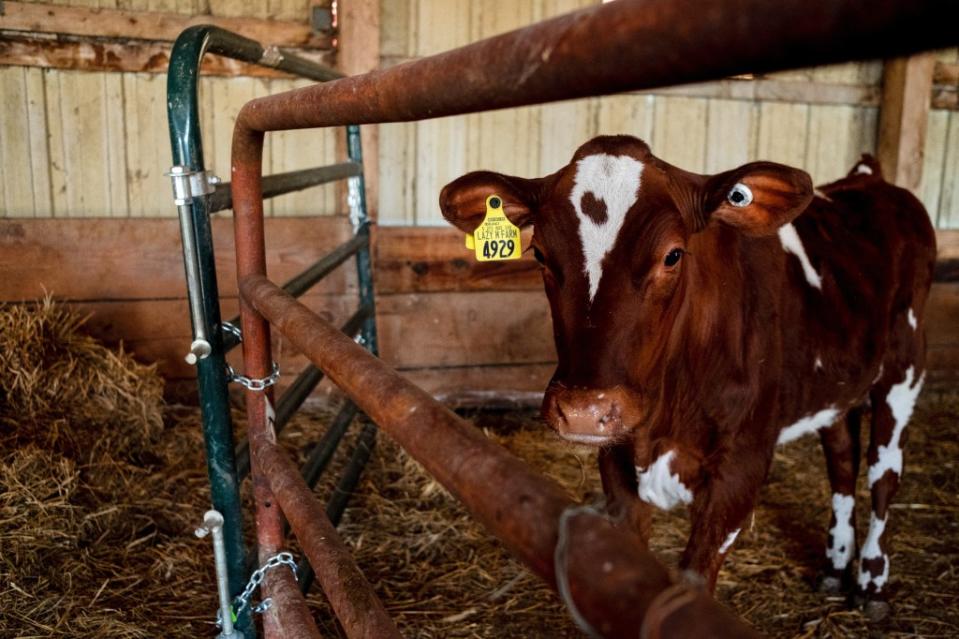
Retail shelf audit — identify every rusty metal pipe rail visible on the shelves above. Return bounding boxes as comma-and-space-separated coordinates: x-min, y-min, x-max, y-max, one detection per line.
231, 0, 956, 137
223, 234, 367, 353
240, 274, 756, 639
254, 432, 401, 639
234, 303, 371, 479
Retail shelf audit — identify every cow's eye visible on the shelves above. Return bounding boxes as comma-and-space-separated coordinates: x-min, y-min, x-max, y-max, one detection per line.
664, 248, 684, 268
727, 183, 753, 207
532, 247, 546, 264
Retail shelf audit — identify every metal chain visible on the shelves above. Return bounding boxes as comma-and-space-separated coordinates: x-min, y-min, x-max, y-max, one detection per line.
226, 361, 280, 391
231, 552, 299, 619
221, 321, 243, 343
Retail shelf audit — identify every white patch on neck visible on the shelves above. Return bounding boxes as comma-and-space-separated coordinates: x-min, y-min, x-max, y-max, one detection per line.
636, 450, 693, 511
907, 307, 917, 330
777, 406, 839, 445
826, 493, 855, 570
778, 223, 822, 290
855, 163, 873, 175
858, 511, 889, 590
569, 154, 644, 302
868, 366, 924, 487
719, 528, 741, 554
814, 356, 823, 371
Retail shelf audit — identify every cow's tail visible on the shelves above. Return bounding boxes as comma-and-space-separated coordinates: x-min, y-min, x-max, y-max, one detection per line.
847, 154, 884, 180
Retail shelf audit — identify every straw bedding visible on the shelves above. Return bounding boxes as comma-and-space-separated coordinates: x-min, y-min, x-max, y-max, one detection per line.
1, 301, 957, 637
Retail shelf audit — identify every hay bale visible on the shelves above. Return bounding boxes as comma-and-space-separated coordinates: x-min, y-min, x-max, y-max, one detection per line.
0, 446, 81, 575
0, 299, 163, 461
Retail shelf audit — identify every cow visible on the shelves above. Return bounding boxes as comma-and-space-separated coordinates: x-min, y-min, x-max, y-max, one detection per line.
439, 135, 935, 621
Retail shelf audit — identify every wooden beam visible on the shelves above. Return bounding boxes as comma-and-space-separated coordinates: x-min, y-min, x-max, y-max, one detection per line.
0, 33, 332, 77
336, 0, 381, 220
0, 2, 332, 49
877, 53, 936, 190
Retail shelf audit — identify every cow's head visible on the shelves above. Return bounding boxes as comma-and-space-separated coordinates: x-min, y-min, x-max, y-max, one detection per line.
440, 136, 812, 445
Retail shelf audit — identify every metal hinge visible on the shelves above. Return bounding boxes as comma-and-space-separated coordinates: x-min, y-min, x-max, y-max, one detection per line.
167, 166, 219, 206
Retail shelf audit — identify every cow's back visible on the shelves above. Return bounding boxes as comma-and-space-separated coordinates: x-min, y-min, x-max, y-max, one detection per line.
774, 170, 936, 425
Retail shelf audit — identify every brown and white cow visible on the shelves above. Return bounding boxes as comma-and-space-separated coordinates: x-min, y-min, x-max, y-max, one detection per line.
440, 136, 935, 620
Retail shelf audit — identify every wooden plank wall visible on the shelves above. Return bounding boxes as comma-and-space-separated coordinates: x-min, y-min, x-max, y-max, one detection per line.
921, 48, 959, 229
1, 1, 957, 401
0, 0, 341, 219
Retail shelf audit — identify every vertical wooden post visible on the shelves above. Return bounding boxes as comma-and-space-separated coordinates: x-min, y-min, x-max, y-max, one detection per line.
877, 53, 935, 191
336, 0, 381, 220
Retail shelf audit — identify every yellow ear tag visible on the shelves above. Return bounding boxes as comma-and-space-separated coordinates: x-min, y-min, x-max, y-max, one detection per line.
465, 233, 475, 250
471, 195, 521, 261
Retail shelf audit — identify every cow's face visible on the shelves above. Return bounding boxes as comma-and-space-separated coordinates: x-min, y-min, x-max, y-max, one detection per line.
441, 136, 811, 445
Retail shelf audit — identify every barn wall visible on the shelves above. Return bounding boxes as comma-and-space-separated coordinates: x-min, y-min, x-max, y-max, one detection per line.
921, 48, 959, 229
1, 1, 957, 399
0, 0, 341, 219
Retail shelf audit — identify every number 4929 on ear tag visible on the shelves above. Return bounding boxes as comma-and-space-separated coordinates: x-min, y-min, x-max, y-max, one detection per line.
469, 195, 521, 261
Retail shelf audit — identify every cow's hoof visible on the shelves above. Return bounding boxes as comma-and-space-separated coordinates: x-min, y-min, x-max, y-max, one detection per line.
818, 575, 843, 594
863, 598, 891, 623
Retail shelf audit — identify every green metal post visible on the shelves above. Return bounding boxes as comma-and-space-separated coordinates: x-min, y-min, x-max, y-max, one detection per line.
167, 26, 252, 638
346, 124, 380, 357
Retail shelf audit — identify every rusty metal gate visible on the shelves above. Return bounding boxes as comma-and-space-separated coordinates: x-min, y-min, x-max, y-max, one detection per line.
172, 1, 956, 637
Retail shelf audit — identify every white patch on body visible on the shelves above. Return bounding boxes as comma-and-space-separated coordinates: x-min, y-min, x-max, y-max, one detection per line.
813, 189, 833, 202
826, 493, 855, 570
907, 307, 917, 330
777, 406, 839, 445
719, 528, 740, 554
778, 223, 823, 290
858, 512, 889, 590
569, 154, 644, 302
856, 163, 874, 175
868, 366, 924, 487
636, 450, 693, 511
815, 356, 823, 371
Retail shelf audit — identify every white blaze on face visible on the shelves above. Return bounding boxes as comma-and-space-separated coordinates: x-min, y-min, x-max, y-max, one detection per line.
826, 493, 855, 570
868, 366, 924, 487
569, 154, 644, 302
778, 222, 823, 290
907, 307, 917, 330
777, 406, 839, 445
635, 450, 693, 511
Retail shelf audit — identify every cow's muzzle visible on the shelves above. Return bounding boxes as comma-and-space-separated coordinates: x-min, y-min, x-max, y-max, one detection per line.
541, 385, 641, 445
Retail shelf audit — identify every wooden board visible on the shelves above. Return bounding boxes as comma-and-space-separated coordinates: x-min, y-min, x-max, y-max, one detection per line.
0, 217, 356, 301
2, 219, 958, 391
877, 54, 936, 191
0, 33, 333, 78
0, 2, 333, 49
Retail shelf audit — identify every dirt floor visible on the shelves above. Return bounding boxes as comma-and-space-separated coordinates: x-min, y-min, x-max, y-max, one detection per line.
4, 394, 958, 638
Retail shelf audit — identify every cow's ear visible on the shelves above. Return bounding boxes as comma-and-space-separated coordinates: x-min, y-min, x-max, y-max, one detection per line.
439, 171, 543, 234
701, 162, 813, 236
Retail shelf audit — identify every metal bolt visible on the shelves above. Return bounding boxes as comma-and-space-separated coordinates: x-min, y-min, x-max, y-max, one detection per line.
197, 510, 244, 639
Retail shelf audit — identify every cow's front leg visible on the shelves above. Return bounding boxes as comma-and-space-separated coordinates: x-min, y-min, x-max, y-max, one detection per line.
679, 474, 763, 592
598, 442, 653, 544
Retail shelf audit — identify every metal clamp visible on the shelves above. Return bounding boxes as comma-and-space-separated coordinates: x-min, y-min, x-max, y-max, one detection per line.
232, 552, 299, 618
347, 175, 363, 231
221, 321, 243, 343
167, 165, 219, 206
260, 45, 284, 68
227, 362, 280, 391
